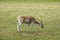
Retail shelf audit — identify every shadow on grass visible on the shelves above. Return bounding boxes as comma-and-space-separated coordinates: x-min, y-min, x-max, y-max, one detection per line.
16, 31, 56, 35
17, 31, 44, 34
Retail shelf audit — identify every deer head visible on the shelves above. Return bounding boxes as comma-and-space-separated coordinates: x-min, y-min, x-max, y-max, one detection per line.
39, 21, 43, 28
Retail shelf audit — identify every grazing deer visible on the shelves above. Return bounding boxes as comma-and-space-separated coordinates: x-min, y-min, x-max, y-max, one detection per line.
17, 15, 43, 32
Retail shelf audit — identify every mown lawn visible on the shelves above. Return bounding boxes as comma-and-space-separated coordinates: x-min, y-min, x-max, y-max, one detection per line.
0, 2, 60, 40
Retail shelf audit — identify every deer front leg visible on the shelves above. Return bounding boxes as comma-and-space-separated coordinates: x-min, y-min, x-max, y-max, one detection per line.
32, 22, 37, 32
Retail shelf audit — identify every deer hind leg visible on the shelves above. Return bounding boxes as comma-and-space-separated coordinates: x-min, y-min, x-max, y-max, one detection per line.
17, 16, 21, 32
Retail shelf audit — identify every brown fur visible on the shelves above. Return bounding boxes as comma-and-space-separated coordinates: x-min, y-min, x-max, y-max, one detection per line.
20, 16, 40, 25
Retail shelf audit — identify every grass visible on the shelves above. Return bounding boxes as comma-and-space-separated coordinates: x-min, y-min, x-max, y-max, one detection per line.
0, 2, 60, 40
0, 0, 60, 2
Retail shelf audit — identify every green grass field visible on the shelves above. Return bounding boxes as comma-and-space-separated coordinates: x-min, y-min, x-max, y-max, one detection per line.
0, 0, 60, 40
0, 0, 60, 2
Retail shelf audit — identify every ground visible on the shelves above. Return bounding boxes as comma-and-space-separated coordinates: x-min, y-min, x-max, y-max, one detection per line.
0, 1, 60, 40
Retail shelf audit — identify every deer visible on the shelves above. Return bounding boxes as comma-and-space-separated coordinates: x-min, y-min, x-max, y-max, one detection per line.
17, 15, 43, 32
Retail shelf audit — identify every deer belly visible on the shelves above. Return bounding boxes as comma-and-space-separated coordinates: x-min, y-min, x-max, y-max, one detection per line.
24, 20, 30, 23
